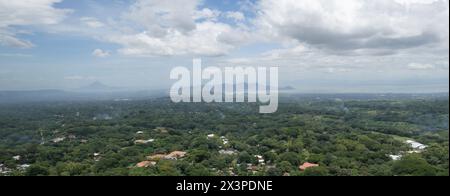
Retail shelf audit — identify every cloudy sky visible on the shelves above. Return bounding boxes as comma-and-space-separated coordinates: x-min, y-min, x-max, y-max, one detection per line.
0, 0, 448, 93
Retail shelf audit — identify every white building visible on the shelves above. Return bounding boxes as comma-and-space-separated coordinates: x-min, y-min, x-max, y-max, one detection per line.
134, 139, 155, 144
52, 137, 66, 143
406, 140, 427, 151
255, 155, 265, 165
389, 155, 402, 161
219, 149, 237, 155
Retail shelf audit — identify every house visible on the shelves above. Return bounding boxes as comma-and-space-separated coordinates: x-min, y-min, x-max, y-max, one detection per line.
134, 139, 155, 144
0, 164, 11, 175
12, 155, 21, 161
389, 155, 402, 161
154, 127, 169, 133
207, 134, 216, 139
147, 154, 167, 161
17, 164, 30, 170
93, 153, 101, 161
255, 155, 265, 165
220, 136, 230, 145
405, 140, 427, 151
147, 151, 187, 161
167, 151, 187, 159
136, 131, 144, 134
52, 137, 66, 143
219, 149, 237, 155
136, 161, 157, 168
299, 162, 319, 171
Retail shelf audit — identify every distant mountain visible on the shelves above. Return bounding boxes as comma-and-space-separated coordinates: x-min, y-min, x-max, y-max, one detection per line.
78, 81, 120, 92
279, 86, 296, 91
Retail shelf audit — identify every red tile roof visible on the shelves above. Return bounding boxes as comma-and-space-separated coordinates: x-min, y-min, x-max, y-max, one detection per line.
299, 162, 319, 171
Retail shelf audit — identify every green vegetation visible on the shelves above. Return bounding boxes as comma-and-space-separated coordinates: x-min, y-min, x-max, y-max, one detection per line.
0, 95, 448, 176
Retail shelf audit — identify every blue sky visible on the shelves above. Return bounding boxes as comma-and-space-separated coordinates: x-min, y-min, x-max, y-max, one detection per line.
0, 0, 449, 92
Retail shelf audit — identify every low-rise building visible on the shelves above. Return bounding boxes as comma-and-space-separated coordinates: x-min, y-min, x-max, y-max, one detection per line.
299, 162, 319, 171
52, 137, 66, 143
389, 155, 402, 161
136, 161, 157, 168
406, 140, 427, 151
134, 139, 155, 144
147, 151, 187, 161
219, 149, 237, 155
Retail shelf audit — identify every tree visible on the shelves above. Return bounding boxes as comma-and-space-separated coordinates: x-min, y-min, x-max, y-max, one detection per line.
129, 167, 156, 176
278, 152, 301, 166
238, 151, 253, 164
157, 161, 180, 176
278, 161, 293, 173
189, 149, 211, 163
303, 167, 329, 176
25, 164, 49, 176
186, 164, 213, 176
266, 167, 282, 176
392, 155, 437, 176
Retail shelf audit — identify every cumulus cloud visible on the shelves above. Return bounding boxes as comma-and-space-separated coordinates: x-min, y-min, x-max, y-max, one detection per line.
225, 11, 245, 22
195, 8, 222, 21
2, 0, 448, 68
0, 0, 70, 48
108, 0, 249, 57
407, 62, 435, 70
254, 0, 449, 55
92, 49, 110, 57
112, 22, 246, 57
124, 0, 199, 36
81, 17, 105, 28
0, 33, 35, 48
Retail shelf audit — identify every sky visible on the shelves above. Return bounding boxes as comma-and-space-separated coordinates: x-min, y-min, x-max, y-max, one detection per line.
0, 0, 449, 93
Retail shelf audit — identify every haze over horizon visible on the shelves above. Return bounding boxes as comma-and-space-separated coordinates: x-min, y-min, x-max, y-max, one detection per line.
1, 0, 449, 93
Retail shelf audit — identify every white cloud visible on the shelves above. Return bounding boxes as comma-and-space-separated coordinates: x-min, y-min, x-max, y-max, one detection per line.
0, 33, 35, 48
92, 49, 110, 57
407, 63, 435, 70
112, 22, 244, 57
254, 0, 449, 55
195, 8, 221, 21
0, 53, 33, 58
124, 0, 199, 36
261, 45, 310, 61
81, 17, 105, 28
225, 11, 245, 22
107, 0, 249, 57
0, 0, 71, 48
395, 0, 442, 5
